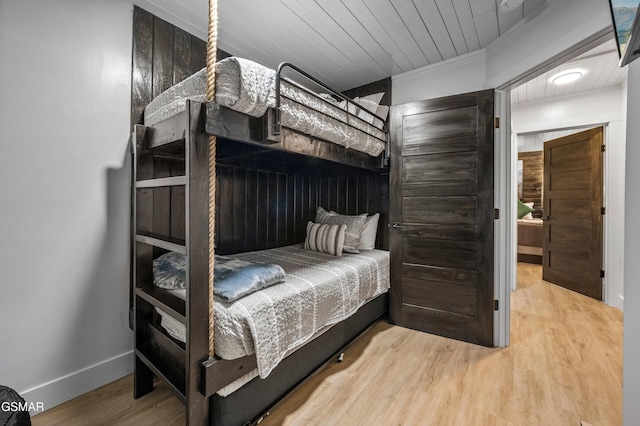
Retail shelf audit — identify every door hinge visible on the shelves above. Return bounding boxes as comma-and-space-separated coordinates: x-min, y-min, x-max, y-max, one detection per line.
601, 270, 605, 278
601, 144, 606, 153
494, 299, 499, 311
601, 207, 606, 215
494, 208, 500, 219
494, 117, 500, 129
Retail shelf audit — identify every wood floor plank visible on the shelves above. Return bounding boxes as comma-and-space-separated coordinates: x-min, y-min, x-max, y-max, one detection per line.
32, 263, 622, 425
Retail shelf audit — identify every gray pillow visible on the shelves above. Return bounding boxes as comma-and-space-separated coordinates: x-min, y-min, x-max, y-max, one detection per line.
315, 206, 367, 254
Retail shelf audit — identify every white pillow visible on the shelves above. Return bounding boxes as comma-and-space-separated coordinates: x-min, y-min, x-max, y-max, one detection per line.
304, 222, 347, 257
360, 92, 385, 106
345, 92, 385, 125
320, 208, 380, 251
375, 104, 389, 120
358, 213, 380, 251
523, 202, 535, 220
373, 105, 389, 129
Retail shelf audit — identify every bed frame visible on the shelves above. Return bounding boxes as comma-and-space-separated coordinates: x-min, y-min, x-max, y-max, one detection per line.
132, 61, 390, 423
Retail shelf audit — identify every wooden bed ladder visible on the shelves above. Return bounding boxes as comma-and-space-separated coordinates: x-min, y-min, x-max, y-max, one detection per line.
131, 100, 212, 424
132, 1, 218, 423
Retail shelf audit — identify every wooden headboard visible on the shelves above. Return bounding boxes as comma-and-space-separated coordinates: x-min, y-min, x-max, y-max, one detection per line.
130, 6, 230, 130
518, 151, 543, 215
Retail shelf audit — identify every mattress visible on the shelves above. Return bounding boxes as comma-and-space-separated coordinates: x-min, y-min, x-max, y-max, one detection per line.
517, 218, 543, 248
144, 57, 387, 157
154, 244, 389, 393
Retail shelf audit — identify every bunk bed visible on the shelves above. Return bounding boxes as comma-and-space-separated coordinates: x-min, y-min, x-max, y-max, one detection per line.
132, 55, 391, 425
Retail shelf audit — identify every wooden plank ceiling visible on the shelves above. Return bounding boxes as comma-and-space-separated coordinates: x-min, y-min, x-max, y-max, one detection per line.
132, 0, 627, 100
133, 0, 547, 91
511, 38, 628, 105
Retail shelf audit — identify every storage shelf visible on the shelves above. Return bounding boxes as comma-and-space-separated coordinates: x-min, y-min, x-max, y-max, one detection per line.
136, 176, 186, 188
135, 232, 186, 254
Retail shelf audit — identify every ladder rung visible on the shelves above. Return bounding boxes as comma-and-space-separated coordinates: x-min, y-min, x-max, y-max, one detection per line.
136, 176, 186, 188
136, 287, 185, 324
135, 348, 186, 404
135, 232, 186, 254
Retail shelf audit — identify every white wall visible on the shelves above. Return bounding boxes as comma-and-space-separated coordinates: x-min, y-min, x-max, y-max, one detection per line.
623, 58, 640, 425
392, 50, 486, 105
0, 0, 133, 412
512, 87, 626, 133
511, 88, 627, 311
392, 0, 612, 105
485, 0, 611, 89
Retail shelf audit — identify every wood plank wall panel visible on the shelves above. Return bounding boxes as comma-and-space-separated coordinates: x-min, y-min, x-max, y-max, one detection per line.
518, 151, 543, 214
131, 6, 228, 130
131, 9, 153, 131
212, 165, 389, 255
152, 18, 175, 98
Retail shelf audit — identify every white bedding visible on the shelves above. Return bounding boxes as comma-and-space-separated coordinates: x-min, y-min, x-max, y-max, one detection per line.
155, 244, 389, 393
144, 57, 387, 157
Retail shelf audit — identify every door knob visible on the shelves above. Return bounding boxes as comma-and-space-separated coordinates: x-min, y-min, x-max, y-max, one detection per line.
541, 215, 550, 221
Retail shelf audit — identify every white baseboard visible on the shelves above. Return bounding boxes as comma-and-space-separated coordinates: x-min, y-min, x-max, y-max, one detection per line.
21, 350, 133, 415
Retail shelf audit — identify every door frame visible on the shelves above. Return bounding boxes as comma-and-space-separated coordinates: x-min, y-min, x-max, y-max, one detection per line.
494, 89, 513, 347
494, 29, 617, 347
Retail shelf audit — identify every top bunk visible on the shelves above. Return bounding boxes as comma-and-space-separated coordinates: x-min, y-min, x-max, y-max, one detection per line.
140, 56, 390, 171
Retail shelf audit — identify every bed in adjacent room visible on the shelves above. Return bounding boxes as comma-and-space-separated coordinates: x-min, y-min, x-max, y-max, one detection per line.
517, 218, 543, 264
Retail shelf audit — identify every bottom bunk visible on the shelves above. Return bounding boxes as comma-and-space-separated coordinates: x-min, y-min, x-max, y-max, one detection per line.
138, 241, 389, 425
209, 292, 387, 425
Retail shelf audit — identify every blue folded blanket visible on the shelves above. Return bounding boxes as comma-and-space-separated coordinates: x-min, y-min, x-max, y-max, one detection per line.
153, 252, 286, 302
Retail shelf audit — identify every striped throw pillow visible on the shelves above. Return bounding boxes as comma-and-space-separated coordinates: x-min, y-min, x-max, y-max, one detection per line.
304, 222, 347, 257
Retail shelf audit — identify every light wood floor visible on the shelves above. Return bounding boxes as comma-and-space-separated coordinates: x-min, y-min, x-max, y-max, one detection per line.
32, 263, 623, 425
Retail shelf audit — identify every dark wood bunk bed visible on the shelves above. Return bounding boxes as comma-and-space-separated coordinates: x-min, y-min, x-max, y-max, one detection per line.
131, 11, 391, 425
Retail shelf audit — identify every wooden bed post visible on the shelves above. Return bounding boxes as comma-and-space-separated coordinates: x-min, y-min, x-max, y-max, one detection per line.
184, 0, 218, 424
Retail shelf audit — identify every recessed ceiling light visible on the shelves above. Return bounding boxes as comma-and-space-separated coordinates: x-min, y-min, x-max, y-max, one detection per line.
551, 70, 584, 85
498, 0, 524, 12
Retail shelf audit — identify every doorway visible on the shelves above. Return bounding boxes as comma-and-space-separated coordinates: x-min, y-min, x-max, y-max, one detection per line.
496, 34, 628, 346
513, 127, 606, 300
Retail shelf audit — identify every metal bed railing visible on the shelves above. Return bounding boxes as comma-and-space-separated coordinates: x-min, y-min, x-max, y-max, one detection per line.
273, 62, 389, 142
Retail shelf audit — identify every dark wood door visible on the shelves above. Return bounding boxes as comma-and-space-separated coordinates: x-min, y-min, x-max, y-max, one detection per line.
542, 127, 604, 300
389, 89, 495, 347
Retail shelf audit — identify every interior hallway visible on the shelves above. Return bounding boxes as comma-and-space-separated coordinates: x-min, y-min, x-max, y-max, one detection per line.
33, 263, 622, 425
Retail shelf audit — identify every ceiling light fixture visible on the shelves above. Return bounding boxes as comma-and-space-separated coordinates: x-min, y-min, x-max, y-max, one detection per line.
498, 0, 524, 12
551, 70, 584, 85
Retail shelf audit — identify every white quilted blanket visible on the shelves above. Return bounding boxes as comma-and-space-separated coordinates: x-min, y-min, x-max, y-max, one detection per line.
144, 57, 386, 157
215, 57, 386, 156
156, 244, 389, 380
